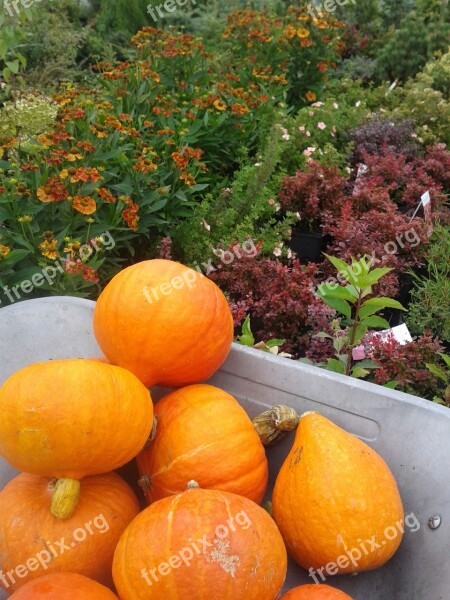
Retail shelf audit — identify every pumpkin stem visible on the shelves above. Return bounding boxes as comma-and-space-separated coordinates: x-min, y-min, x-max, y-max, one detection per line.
253, 405, 300, 446
138, 474, 151, 494
50, 478, 81, 519
186, 480, 200, 490
143, 416, 158, 450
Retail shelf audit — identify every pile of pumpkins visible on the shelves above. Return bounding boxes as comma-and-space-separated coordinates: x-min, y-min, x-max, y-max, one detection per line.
0, 260, 405, 600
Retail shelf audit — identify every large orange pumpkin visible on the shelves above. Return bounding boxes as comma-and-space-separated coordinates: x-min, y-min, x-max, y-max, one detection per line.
272, 412, 404, 574
0, 359, 153, 517
0, 472, 140, 594
113, 485, 287, 600
137, 384, 268, 504
93, 259, 234, 388
9, 573, 120, 599
279, 584, 354, 599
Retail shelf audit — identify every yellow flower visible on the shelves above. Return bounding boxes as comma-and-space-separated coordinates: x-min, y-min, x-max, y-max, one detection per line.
213, 99, 227, 111
306, 91, 317, 102
284, 24, 297, 39
298, 14, 310, 21
18, 215, 33, 223
0, 244, 11, 258
39, 239, 59, 260
297, 28, 310, 39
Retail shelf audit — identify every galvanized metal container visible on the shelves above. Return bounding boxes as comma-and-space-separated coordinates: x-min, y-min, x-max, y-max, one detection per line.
0, 297, 448, 600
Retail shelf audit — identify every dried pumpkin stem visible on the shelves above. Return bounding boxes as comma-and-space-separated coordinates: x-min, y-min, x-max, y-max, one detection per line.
50, 478, 81, 519
253, 405, 300, 446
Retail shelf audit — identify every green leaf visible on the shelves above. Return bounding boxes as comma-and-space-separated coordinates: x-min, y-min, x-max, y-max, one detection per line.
318, 284, 356, 302
384, 381, 399, 389
426, 363, 448, 383
333, 337, 346, 353
5, 60, 19, 74
325, 358, 346, 374
324, 254, 352, 280
353, 323, 368, 345
314, 332, 333, 339
357, 360, 381, 369
320, 295, 352, 319
266, 339, 285, 348
365, 267, 393, 286
359, 297, 405, 320
238, 316, 255, 347
360, 315, 390, 329
438, 354, 450, 368
351, 367, 370, 379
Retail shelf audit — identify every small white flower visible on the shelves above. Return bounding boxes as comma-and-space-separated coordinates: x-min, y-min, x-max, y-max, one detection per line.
333, 102, 339, 109
254, 162, 262, 167
355, 101, 361, 107
306, 130, 311, 137
273, 247, 282, 257
201, 219, 211, 231
318, 122, 326, 130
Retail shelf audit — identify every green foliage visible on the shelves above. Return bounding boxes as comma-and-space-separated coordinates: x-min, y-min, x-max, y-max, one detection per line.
171, 125, 295, 264
302, 255, 405, 378
237, 315, 290, 356
426, 354, 450, 405
0, 11, 27, 97
95, 0, 149, 37
406, 225, 450, 343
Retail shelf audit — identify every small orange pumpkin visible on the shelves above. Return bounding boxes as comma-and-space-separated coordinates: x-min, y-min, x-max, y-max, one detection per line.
93, 259, 234, 388
279, 584, 354, 599
113, 485, 287, 600
272, 412, 404, 574
9, 573, 120, 599
0, 472, 140, 594
0, 359, 153, 517
137, 384, 268, 504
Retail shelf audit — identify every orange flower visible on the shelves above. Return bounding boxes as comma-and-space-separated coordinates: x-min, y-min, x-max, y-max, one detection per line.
301, 37, 313, 48
180, 172, 196, 187
316, 62, 328, 73
297, 28, 310, 38
133, 157, 158, 173
306, 91, 317, 102
37, 178, 69, 203
0, 244, 11, 258
39, 239, 59, 260
72, 195, 97, 215
98, 188, 116, 203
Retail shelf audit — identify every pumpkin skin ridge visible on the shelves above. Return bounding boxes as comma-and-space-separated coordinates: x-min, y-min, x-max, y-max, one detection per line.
137, 384, 268, 504
112, 487, 287, 600
0, 472, 140, 594
272, 412, 404, 574
93, 260, 234, 388
0, 359, 153, 479
9, 572, 120, 599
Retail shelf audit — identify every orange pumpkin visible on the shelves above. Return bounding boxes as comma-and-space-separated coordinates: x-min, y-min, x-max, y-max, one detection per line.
0, 359, 153, 517
279, 584, 354, 599
0, 472, 140, 594
272, 412, 404, 574
113, 485, 287, 600
137, 384, 268, 504
9, 572, 120, 599
93, 259, 234, 388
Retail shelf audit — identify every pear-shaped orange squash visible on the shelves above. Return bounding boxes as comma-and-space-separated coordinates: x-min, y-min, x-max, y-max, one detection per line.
272, 412, 404, 574
137, 384, 268, 504
279, 584, 353, 599
9, 573, 120, 599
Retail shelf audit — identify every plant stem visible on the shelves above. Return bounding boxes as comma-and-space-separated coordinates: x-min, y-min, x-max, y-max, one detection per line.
345, 289, 364, 376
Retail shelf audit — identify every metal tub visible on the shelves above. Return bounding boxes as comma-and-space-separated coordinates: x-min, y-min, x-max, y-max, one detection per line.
0, 297, 448, 600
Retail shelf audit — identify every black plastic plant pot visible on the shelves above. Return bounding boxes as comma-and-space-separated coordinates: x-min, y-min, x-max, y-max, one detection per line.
288, 230, 323, 263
